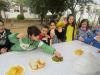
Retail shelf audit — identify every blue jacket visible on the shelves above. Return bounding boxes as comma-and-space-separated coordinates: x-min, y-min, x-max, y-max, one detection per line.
76, 29, 93, 39
84, 34, 100, 49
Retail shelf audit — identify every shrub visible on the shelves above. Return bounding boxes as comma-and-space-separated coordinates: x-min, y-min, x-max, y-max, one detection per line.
17, 14, 25, 20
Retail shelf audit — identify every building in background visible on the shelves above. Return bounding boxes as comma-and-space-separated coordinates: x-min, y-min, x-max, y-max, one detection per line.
1, 0, 100, 26
1, 0, 38, 19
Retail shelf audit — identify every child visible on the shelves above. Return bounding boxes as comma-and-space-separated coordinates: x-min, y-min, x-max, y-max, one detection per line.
79, 26, 100, 49
0, 20, 12, 54
39, 25, 50, 45
64, 14, 76, 42
77, 19, 93, 40
9, 26, 61, 57
48, 21, 58, 45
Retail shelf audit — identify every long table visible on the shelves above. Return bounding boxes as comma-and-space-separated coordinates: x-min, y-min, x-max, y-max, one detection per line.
0, 40, 100, 75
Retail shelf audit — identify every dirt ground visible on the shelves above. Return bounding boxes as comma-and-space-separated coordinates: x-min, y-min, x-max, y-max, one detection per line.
5, 21, 44, 33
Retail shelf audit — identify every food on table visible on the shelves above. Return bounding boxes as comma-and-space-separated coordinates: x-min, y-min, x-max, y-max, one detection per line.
29, 59, 46, 71
6, 65, 24, 75
74, 49, 84, 56
73, 51, 100, 74
37, 59, 45, 65
29, 62, 38, 70
52, 56, 63, 62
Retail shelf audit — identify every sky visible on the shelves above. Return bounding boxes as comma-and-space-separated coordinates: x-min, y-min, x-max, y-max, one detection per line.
94, 0, 100, 4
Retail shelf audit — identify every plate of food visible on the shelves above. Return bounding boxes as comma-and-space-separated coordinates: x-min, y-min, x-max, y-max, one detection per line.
52, 56, 63, 62
5, 65, 24, 75
73, 48, 84, 56
29, 59, 46, 71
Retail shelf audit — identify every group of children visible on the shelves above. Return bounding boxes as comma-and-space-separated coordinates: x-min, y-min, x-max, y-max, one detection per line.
39, 14, 100, 50
0, 14, 100, 55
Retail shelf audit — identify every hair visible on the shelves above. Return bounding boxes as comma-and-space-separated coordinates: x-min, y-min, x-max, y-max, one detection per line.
0, 20, 4, 26
27, 26, 40, 36
66, 14, 76, 27
79, 19, 90, 30
42, 25, 49, 30
49, 20, 56, 26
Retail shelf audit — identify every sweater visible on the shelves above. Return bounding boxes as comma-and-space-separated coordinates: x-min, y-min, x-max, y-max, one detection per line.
84, 34, 100, 49
0, 29, 12, 49
9, 33, 56, 54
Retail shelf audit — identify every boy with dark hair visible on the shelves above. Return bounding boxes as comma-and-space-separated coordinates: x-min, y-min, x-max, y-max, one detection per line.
9, 26, 61, 57
0, 20, 12, 54
39, 25, 49, 40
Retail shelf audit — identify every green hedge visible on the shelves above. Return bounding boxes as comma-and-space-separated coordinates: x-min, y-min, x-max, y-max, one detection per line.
17, 14, 25, 20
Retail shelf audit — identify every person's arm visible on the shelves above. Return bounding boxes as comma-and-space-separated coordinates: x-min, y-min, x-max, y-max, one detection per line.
78, 34, 95, 44
0, 48, 7, 54
86, 30, 93, 38
6, 29, 12, 35
8, 33, 25, 43
84, 34, 95, 44
57, 28, 66, 41
38, 41, 55, 54
38, 41, 61, 57
75, 29, 80, 40
74, 25, 77, 37
97, 50, 100, 53
8, 33, 19, 43
2, 29, 12, 50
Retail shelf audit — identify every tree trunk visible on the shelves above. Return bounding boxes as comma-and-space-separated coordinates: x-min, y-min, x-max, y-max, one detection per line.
20, 5, 24, 16
0, 11, 2, 20
40, 14, 44, 24
3, 11, 7, 22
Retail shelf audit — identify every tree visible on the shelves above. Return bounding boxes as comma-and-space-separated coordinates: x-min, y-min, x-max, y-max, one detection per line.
47, 0, 67, 14
65, 0, 94, 15
24, 0, 94, 23
0, 0, 9, 19
25, 0, 68, 23
15, 0, 27, 16
26, 0, 48, 24
47, 0, 69, 21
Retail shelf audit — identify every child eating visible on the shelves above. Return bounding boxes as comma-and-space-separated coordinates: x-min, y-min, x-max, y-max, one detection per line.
9, 26, 61, 57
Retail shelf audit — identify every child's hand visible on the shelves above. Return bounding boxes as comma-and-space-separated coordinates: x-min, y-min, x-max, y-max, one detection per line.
45, 35, 50, 38
17, 33, 25, 39
50, 33, 55, 39
50, 30, 55, 39
50, 29, 55, 34
97, 50, 100, 53
79, 36, 84, 42
0, 48, 7, 54
54, 51, 62, 57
